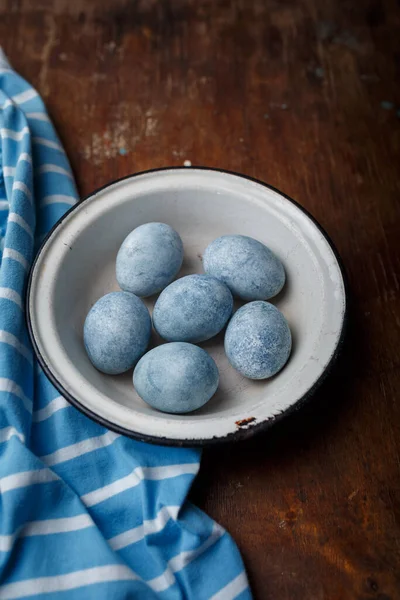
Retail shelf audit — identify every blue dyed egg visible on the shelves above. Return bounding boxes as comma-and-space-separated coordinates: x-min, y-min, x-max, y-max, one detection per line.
203, 235, 285, 300
134, 342, 219, 413
153, 274, 233, 343
116, 222, 184, 297
84, 291, 151, 374
225, 301, 292, 379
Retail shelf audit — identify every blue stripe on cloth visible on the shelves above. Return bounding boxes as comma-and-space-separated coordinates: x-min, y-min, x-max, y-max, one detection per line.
5, 221, 33, 248
33, 365, 62, 406
0, 436, 57, 479
0, 47, 251, 599
233, 590, 253, 600
36, 204, 75, 241
0, 573, 161, 600
31, 582, 161, 600
113, 508, 218, 576
0, 406, 30, 436
0, 295, 23, 321
0, 342, 32, 372
173, 531, 250, 599
0, 480, 88, 536
0, 261, 27, 299
31, 409, 112, 456
54, 460, 200, 511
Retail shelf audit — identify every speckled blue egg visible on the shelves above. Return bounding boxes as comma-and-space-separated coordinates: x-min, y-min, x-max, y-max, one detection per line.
203, 235, 285, 300
133, 342, 219, 413
153, 274, 233, 343
225, 301, 292, 379
84, 291, 151, 374
116, 222, 184, 297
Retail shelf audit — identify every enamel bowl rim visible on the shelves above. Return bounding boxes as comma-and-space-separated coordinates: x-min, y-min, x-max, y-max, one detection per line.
26, 166, 348, 446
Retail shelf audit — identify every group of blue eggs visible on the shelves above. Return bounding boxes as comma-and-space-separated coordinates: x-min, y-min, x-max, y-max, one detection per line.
84, 222, 292, 414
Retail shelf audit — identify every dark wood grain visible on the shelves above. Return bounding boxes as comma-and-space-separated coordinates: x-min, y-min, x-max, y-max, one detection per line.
1, 0, 399, 598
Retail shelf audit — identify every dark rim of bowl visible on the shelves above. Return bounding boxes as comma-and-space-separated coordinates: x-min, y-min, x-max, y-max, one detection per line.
26, 166, 349, 447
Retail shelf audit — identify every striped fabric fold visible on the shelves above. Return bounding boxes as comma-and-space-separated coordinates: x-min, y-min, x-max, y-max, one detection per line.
0, 47, 251, 599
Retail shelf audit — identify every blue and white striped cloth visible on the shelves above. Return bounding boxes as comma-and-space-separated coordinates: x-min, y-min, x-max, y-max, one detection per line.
0, 49, 251, 599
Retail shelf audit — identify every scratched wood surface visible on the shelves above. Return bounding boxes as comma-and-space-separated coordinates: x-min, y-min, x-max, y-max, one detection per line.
1, 0, 399, 598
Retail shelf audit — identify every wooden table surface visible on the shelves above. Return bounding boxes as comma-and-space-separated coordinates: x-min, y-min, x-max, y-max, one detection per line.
1, 1, 399, 598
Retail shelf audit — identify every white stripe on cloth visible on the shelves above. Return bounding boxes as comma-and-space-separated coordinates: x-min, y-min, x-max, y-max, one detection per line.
40, 430, 120, 467
11, 89, 38, 105
0, 468, 58, 494
0, 505, 179, 554
0, 331, 32, 363
0, 493, 224, 595
0, 127, 30, 142
168, 522, 225, 573
209, 571, 249, 600
0, 200, 8, 210
12, 181, 33, 203
19, 152, 32, 164
8, 213, 34, 239
41, 194, 76, 206
3, 155, 32, 177
37, 164, 73, 178
1, 248, 29, 271
0, 378, 32, 412
0, 564, 139, 599
0, 287, 23, 309
1, 248, 30, 271
108, 505, 180, 551
0, 514, 94, 552
32, 136, 63, 152
146, 523, 225, 593
82, 462, 200, 507
32, 396, 70, 423
147, 568, 176, 593
0, 427, 25, 445
26, 112, 50, 123
1, 99, 13, 109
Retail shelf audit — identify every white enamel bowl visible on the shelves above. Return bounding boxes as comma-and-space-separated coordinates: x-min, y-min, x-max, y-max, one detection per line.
27, 168, 347, 445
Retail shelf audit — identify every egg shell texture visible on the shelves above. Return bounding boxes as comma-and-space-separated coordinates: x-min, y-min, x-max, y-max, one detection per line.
116, 222, 184, 297
153, 274, 233, 343
84, 291, 151, 374
203, 234, 285, 300
225, 300, 292, 379
133, 342, 219, 413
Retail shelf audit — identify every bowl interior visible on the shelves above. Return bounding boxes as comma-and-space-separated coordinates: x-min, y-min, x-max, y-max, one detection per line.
29, 169, 346, 443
